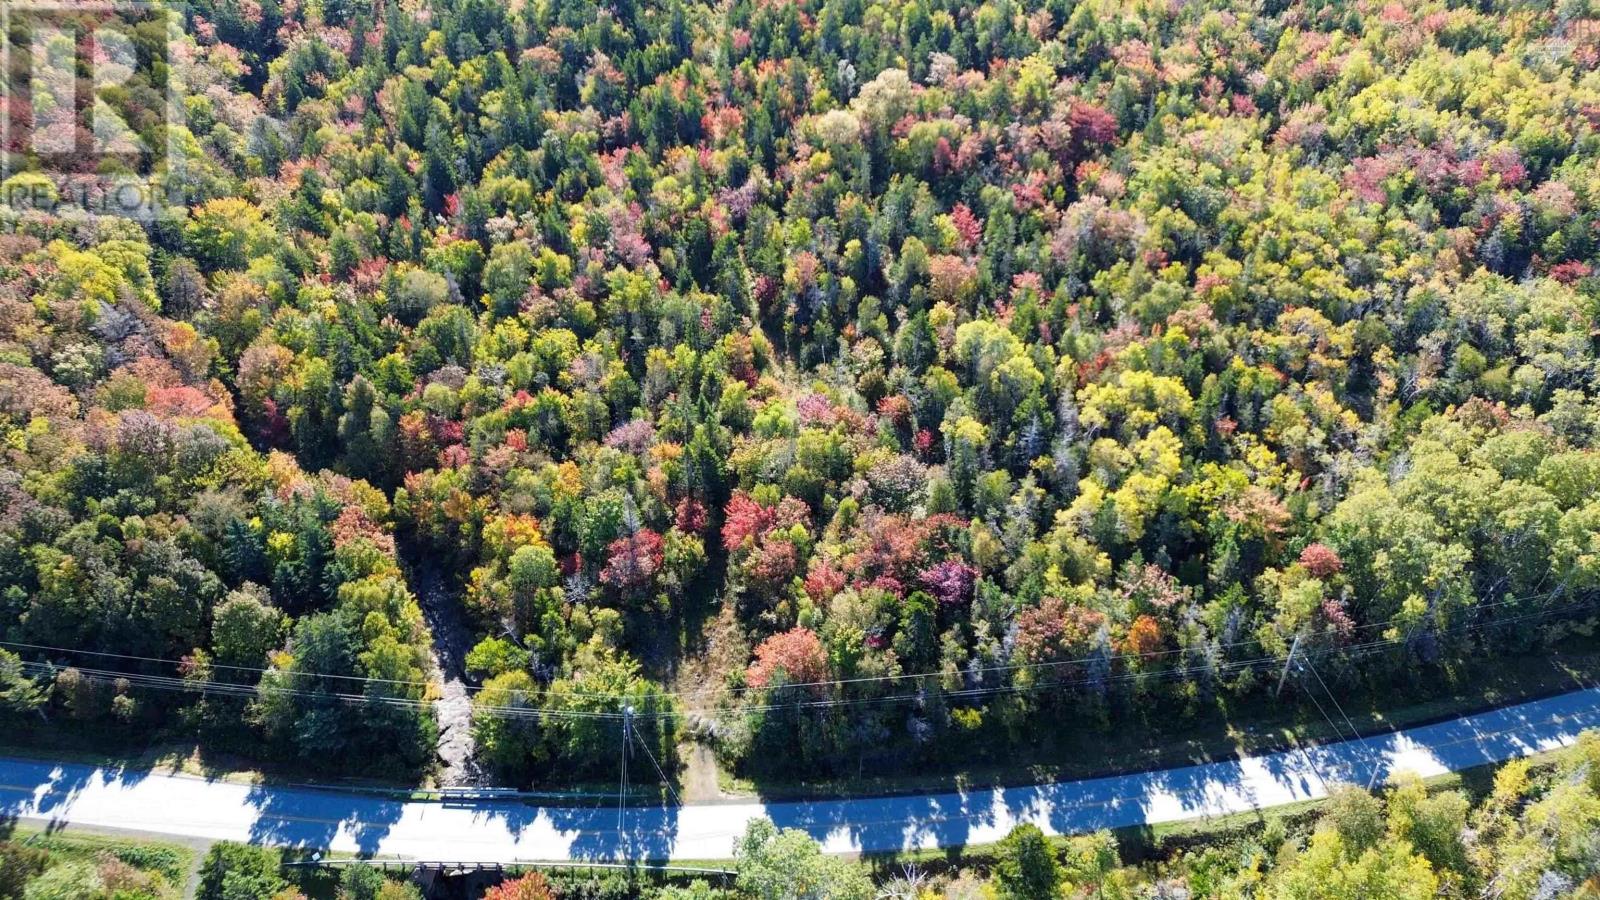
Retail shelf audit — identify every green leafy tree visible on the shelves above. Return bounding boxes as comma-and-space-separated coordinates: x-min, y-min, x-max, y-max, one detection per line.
197, 844, 287, 900
211, 587, 286, 671
733, 819, 872, 900
0, 651, 45, 717
472, 670, 542, 781
993, 823, 1061, 900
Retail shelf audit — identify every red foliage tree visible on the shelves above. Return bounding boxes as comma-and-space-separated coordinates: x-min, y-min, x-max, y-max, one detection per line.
772, 497, 811, 531
675, 497, 708, 534
1320, 598, 1357, 642
1549, 260, 1593, 284
746, 627, 828, 689
803, 559, 847, 602
600, 529, 664, 592
920, 559, 977, 607
1013, 598, 1107, 666
722, 492, 774, 551
876, 394, 912, 425
1068, 102, 1118, 152
950, 202, 983, 249
258, 398, 291, 447
146, 384, 215, 418
745, 538, 800, 593
1299, 543, 1344, 578
843, 511, 963, 583
721, 493, 810, 551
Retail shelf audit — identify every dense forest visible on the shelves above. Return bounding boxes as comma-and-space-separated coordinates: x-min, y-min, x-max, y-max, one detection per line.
2, 0, 1600, 789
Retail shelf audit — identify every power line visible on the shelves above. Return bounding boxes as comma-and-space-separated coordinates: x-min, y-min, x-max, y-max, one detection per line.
630, 719, 681, 807
16, 599, 1589, 722
686, 588, 1566, 699
10, 594, 1593, 725
0, 640, 432, 686
1292, 677, 1339, 793
696, 599, 1600, 719
21, 607, 1600, 804
1301, 654, 1382, 790
17, 660, 627, 721
0, 587, 1570, 707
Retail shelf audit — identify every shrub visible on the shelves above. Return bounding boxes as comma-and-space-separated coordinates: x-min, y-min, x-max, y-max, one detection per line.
197, 843, 286, 900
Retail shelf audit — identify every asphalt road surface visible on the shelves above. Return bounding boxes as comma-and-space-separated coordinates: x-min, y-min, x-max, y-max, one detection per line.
5, 687, 1599, 861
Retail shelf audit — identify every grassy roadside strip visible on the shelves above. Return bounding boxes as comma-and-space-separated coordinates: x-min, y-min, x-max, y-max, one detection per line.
2, 819, 201, 897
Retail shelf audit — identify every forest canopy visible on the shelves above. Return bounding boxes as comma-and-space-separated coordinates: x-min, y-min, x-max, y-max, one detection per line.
1, 0, 1599, 787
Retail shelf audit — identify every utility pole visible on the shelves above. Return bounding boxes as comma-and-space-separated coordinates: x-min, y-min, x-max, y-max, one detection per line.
617, 705, 633, 830
1276, 632, 1302, 698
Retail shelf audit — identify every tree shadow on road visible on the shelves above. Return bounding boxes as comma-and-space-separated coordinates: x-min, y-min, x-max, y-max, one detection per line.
244, 782, 406, 857
0, 758, 152, 829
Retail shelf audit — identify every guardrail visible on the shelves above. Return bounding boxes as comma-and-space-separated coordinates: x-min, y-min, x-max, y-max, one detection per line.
273, 781, 631, 804
284, 857, 735, 876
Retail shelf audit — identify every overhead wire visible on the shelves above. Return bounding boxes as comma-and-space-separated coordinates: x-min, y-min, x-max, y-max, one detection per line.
630, 722, 681, 807
15, 660, 628, 721
17, 595, 1594, 728
0, 586, 1571, 708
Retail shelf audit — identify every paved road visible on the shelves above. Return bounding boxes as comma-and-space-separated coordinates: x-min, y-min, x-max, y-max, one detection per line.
4, 688, 1599, 861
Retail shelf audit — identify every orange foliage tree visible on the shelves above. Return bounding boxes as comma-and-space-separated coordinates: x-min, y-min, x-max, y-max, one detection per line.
483, 872, 554, 900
